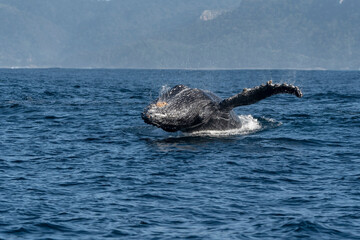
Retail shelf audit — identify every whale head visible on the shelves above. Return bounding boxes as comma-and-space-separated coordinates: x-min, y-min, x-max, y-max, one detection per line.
142, 85, 217, 132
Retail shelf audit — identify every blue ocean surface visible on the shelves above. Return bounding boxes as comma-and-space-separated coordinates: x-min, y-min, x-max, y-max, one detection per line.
0, 69, 359, 239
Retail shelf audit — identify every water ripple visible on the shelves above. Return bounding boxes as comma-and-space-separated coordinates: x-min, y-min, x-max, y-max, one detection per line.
0, 69, 359, 239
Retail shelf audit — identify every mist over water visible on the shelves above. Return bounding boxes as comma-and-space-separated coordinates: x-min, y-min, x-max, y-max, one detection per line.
0, 69, 359, 239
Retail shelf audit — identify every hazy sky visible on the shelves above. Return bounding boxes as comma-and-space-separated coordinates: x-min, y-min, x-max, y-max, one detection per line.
0, 0, 359, 69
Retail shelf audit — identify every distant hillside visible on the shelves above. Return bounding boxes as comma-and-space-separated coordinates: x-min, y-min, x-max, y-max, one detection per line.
0, 0, 359, 69
119, 0, 360, 70
0, 0, 239, 67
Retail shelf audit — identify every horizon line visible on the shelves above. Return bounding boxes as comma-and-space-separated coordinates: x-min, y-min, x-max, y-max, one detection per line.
0, 66, 359, 71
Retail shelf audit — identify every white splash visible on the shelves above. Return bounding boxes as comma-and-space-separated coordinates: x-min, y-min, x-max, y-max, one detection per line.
159, 85, 171, 99
189, 115, 261, 137
339, 0, 344, 4
160, 85, 170, 94
238, 115, 262, 132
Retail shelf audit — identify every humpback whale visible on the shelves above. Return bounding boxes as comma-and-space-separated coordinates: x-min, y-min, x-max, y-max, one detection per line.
142, 81, 303, 133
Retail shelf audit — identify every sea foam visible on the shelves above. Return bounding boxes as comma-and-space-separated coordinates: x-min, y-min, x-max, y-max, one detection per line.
188, 115, 261, 137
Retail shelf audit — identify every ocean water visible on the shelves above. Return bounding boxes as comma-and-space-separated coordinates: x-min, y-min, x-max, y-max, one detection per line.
0, 69, 359, 239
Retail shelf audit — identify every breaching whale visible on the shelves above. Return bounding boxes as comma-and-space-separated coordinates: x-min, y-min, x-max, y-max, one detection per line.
142, 81, 303, 133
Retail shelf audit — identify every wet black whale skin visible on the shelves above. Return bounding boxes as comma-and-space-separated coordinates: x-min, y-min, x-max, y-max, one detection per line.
142, 81, 303, 132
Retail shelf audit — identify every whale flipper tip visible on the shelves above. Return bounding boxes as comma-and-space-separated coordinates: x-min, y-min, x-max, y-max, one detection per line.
295, 87, 303, 98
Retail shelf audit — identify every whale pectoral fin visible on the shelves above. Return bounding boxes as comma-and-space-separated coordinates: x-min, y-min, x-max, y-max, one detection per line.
219, 81, 303, 111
